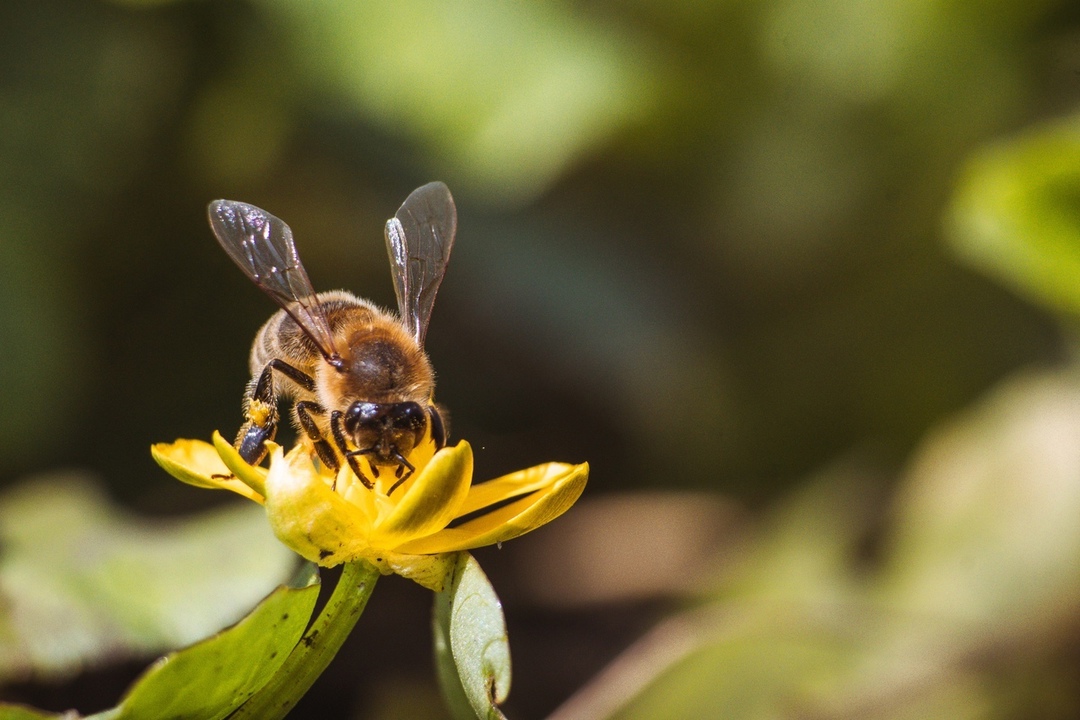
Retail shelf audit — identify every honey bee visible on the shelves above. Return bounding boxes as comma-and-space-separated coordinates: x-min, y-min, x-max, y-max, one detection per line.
207, 182, 456, 495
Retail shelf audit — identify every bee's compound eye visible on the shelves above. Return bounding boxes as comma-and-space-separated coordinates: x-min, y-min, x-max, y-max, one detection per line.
390, 402, 427, 431
344, 401, 381, 433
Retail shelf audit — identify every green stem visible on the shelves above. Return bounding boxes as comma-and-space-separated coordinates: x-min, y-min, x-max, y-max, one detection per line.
230, 560, 381, 719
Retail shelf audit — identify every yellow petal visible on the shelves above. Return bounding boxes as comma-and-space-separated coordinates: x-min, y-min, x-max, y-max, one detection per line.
371, 441, 473, 549
151, 439, 265, 504
263, 445, 371, 566
457, 462, 583, 517
212, 431, 268, 498
397, 462, 588, 554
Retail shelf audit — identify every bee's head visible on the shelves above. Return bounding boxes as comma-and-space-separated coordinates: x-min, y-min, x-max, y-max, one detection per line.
343, 401, 428, 461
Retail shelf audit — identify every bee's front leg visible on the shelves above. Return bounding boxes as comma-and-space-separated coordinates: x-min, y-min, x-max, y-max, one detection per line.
387, 453, 415, 496
330, 410, 374, 491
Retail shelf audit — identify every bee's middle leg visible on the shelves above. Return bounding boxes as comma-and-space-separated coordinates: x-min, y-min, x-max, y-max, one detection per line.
295, 401, 340, 472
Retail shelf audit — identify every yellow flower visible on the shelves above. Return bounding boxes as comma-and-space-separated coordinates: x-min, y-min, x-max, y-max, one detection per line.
152, 433, 588, 590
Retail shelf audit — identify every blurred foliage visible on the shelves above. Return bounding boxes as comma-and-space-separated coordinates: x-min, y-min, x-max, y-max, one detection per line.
0, 0, 1066, 500
257, 0, 658, 204
545, 372, 1080, 719
0, 475, 296, 681
2, 0, 1080, 717
0, 706, 61, 720
0, 563, 318, 720
950, 112, 1080, 317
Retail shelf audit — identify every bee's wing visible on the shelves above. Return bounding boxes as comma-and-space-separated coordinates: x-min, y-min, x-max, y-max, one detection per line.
208, 200, 340, 361
384, 182, 457, 344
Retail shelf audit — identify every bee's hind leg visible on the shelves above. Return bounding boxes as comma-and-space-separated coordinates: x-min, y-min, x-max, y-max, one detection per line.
236, 362, 280, 466
236, 359, 317, 466
236, 422, 276, 466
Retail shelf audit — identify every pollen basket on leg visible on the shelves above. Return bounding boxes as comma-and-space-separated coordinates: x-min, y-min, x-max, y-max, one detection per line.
247, 398, 273, 427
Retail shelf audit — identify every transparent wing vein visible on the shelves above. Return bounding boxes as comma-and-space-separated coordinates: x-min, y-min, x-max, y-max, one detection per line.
384, 182, 457, 343
208, 200, 339, 359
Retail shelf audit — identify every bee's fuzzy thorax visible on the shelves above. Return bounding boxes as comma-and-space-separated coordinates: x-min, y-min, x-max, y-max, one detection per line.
320, 318, 433, 407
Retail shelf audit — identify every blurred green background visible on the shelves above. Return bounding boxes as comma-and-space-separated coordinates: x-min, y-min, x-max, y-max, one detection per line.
3, 0, 1080, 718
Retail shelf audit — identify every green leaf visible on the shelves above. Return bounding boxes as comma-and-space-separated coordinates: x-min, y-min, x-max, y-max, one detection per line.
433, 595, 474, 720
229, 561, 381, 720
0, 474, 298, 681
433, 553, 511, 720
0, 705, 70, 720
948, 112, 1080, 316
86, 564, 320, 720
